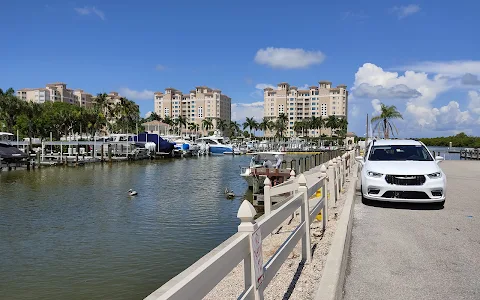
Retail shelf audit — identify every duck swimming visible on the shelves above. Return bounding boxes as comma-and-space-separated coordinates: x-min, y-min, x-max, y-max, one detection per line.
128, 189, 138, 196
224, 187, 235, 199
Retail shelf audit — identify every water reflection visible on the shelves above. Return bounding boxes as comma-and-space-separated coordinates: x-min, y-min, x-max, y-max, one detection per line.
0, 155, 251, 300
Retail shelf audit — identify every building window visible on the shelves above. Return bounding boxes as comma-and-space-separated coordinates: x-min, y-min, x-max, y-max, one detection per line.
198, 107, 203, 118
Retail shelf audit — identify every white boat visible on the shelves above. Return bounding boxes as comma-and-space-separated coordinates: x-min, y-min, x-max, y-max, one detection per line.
162, 135, 201, 155
240, 151, 288, 187
197, 131, 233, 155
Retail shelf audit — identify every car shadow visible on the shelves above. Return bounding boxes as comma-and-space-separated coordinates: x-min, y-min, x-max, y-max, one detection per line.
363, 198, 444, 211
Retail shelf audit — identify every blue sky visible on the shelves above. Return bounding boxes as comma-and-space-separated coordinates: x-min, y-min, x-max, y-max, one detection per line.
1, 0, 480, 137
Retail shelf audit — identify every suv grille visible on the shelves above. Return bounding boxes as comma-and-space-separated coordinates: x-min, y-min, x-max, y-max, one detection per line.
385, 175, 425, 186
382, 191, 430, 199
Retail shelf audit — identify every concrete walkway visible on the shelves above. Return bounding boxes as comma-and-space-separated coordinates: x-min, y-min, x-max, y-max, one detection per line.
343, 160, 480, 300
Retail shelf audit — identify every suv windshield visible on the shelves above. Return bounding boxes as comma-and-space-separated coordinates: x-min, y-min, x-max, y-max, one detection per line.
368, 145, 433, 161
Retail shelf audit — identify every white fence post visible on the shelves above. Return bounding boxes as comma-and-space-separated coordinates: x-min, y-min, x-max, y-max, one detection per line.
332, 158, 338, 204
237, 200, 263, 300
341, 154, 346, 188
298, 174, 312, 264
290, 169, 297, 219
336, 156, 342, 194
328, 159, 335, 205
320, 164, 328, 230
263, 177, 272, 216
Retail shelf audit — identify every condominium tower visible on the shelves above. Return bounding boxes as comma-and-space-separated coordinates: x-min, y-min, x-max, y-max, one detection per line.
16, 82, 93, 108
154, 86, 231, 134
263, 81, 348, 137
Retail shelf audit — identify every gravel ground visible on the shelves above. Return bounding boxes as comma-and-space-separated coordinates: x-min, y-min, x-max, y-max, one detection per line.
204, 177, 352, 300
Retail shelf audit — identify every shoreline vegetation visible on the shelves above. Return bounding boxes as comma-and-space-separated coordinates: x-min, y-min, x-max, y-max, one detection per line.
417, 133, 480, 148
357, 132, 480, 148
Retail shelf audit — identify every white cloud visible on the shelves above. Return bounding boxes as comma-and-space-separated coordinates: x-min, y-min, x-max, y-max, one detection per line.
371, 99, 382, 115
468, 91, 480, 114
394, 60, 480, 76
119, 87, 154, 100
353, 83, 422, 99
255, 83, 275, 90
391, 4, 420, 19
231, 102, 264, 122
155, 64, 166, 71
406, 101, 474, 131
254, 47, 326, 69
462, 73, 480, 85
352, 62, 480, 134
74, 6, 105, 20
353, 63, 450, 106
145, 111, 153, 118
298, 84, 310, 90
350, 104, 360, 117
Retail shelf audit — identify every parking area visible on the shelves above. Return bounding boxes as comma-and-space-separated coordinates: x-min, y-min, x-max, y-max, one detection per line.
343, 160, 480, 300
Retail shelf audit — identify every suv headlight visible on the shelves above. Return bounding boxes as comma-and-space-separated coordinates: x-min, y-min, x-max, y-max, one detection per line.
367, 171, 383, 178
427, 172, 442, 179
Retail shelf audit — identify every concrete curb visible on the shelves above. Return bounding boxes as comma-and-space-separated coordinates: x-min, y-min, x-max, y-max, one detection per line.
313, 173, 357, 300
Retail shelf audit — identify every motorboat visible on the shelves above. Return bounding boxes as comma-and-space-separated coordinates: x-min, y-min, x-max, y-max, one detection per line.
240, 151, 292, 188
162, 135, 201, 156
197, 131, 234, 155
0, 132, 29, 169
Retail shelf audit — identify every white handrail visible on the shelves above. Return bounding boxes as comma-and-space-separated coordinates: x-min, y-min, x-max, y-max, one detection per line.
145, 150, 356, 300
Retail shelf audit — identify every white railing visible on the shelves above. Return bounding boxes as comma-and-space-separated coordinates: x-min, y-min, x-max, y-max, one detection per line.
146, 150, 356, 300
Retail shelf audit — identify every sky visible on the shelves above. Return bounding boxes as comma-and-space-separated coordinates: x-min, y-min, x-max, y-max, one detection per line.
1, 0, 480, 138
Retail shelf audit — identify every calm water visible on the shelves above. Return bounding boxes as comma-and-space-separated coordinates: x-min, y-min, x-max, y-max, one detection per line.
0, 156, 252, 300
427, 146, 460, 160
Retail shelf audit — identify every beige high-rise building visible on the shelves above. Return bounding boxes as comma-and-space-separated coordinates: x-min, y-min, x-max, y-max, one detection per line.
154, 86, 231, 135
263, 81, 348, 137
16, 82, 94, 108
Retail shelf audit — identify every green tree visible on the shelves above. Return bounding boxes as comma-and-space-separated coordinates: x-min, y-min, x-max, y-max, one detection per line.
258, 117, 274, 138
229, 121, 240, 138
326, 115, 339, 139
371, 103, 403, 139
274, 113, 288, 140
216, 118, 228, 133
243, 117, 258, 138
176, 115, 188, 134
202, 117, 214, 132
0, 88, 22, 133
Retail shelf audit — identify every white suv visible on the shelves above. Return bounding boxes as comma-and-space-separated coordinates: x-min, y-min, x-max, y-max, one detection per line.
356, 139, 446, 206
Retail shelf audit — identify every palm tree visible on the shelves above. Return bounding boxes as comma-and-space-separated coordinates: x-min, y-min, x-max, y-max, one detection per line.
202, 117, 214, 133
258, 117, 273, 139
216, 118, 228, 134
317, 117, 325, 140
163, 116, 173, 134
148, 112, 162, 122
371, 103, 403, 139
326, 115, 339, 138
243, 117, 258, 138
274, 113, 288, 140
293, 121, 305, 137
188, 122, 199, 136
176, 116, 187, 135
229, 121, 240, 138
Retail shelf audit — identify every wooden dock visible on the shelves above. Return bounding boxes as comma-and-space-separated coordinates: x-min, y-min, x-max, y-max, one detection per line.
460, 149, 480, 160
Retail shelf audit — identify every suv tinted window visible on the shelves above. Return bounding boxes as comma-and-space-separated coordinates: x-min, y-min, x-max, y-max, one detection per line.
368, 145, 433, 161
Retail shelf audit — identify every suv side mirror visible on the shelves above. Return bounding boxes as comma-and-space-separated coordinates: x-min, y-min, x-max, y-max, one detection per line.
435, 156, 444, 163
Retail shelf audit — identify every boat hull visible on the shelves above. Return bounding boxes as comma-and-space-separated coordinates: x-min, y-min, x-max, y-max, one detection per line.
209, 146, 233, 154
